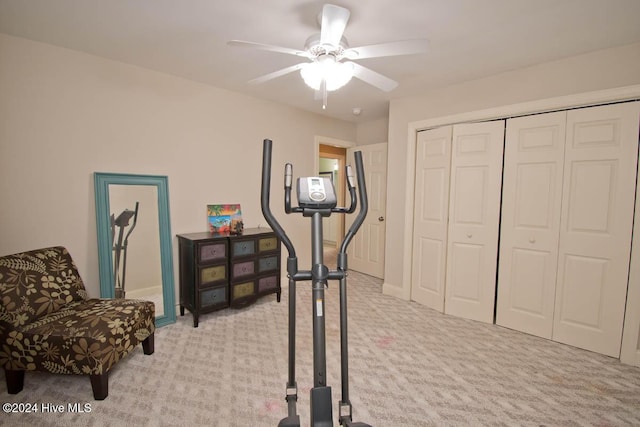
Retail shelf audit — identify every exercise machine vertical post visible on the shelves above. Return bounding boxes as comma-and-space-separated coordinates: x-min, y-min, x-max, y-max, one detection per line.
261, 139, 301, 427
311, 212, 327, 388
310, 210, 333, 427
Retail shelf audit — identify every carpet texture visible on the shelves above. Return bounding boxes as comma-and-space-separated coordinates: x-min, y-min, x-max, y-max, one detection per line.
1, 269, 640, 426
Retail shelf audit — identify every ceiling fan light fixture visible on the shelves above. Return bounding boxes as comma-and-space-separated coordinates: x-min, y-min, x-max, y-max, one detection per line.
300, 56, 354, 91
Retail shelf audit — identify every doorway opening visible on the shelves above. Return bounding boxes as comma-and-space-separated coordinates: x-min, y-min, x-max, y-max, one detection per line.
318, 144, 346, 254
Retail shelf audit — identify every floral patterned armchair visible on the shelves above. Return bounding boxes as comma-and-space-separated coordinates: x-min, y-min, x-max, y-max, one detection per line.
0, 246, 155, 400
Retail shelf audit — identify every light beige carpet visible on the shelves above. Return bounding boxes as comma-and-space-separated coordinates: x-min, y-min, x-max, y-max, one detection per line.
2, 269, 640, 426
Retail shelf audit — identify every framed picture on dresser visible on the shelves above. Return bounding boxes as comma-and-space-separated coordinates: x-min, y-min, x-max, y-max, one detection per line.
207, 204, 242, 233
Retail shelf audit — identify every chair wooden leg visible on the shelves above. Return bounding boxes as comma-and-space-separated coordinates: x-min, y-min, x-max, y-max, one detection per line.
90, 374, 108, 400
5, 369, 25, 394
142, 333, 154, 355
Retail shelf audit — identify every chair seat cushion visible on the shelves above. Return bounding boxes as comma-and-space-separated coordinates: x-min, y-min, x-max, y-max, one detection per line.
1, 298, 154, 375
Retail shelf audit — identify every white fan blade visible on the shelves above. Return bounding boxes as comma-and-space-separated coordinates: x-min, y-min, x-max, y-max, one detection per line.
343, 39, 429, 60
248, 63, 307, 85
350, 62, 398, 92
228, 40, 311, 58
320, 4, 350, 47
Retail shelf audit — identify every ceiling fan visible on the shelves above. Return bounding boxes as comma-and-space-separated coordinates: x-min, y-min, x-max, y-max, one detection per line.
228, 4, 429, 109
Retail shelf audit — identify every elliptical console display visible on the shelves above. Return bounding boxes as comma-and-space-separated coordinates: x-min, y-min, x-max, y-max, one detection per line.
260, 139, 371, 427
297, 176, 337, 208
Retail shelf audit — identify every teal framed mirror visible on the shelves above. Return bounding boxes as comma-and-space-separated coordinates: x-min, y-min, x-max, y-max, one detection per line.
94, 172, 176, 327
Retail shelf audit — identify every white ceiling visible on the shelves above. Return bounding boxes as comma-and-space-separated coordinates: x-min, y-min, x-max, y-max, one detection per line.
1, 0, 640, 123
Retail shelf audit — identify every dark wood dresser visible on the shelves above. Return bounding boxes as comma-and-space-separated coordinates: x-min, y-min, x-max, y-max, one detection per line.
177, 228, 281, 327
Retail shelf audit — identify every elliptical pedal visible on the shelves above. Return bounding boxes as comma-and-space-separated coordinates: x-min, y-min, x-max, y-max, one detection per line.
340, 401, 372, 427
277, 415, 301, 427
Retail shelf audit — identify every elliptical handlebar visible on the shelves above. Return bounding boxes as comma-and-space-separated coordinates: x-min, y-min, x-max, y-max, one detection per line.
329, 164, 357, 215
261, 139, 296, 258
344, 165, 357, 214
339, 151, 368, 254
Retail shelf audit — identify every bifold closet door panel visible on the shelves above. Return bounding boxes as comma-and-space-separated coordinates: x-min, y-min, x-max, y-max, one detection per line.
411, 126, 452, 311
496, 111, 566, 338
553, 101, 640, 358
445, 120, 505, 324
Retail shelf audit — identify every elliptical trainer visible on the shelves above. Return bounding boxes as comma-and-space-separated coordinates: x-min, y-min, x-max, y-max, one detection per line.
261, 139, 371, 427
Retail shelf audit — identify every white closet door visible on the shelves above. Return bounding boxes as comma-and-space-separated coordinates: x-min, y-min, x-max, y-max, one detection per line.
553, 102, 640, 357
496, 111, 566, 338
445, 121, 505, 323
411, 126, 452, 311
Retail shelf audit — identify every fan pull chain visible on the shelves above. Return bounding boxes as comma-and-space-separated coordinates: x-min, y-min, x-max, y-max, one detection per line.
321, 79, 328, 109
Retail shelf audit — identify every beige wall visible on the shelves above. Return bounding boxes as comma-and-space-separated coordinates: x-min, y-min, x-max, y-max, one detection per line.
385, 42, 640, 297
356, 116, 388, 145
0, 34, 356, 300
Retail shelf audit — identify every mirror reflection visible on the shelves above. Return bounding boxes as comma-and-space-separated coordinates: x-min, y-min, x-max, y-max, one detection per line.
109, 184, 164, 316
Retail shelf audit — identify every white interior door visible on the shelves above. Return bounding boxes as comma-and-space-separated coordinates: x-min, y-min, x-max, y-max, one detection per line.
553, 102, 640, 357
444, 121, 505, 324
411, 126, 452, 311
496, 111, 567, 338
621, 140, 640, 366
346, 143, 387, 278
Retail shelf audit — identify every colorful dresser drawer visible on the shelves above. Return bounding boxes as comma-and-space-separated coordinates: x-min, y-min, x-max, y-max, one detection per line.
200, 285, 228, 309
231, 239, 256, 257
257, 275, 280, 294
199, 264, 227, 286
198, 241, 227, 263
231, 259, 256, 280
231, 280, 256, 302
258, 256, 279, 273
258, 236, 278, 253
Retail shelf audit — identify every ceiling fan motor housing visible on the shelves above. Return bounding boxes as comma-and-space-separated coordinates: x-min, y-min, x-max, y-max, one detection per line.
304, 33, 350, 59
